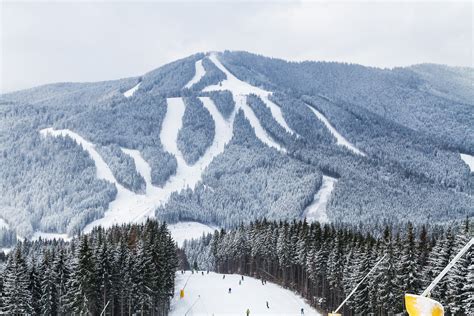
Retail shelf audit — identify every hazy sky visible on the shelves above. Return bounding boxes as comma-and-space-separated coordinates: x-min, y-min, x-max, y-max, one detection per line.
1, 1, 472, 93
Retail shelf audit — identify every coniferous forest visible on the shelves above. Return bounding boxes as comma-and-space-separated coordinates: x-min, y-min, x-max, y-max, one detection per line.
183, 219, 474, 315
0, 220, 177, 315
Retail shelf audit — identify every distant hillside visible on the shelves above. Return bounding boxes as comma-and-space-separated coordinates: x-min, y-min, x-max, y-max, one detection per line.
0, 51, 472, 239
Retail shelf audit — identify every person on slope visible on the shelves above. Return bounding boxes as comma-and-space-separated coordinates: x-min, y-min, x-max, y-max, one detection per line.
301, 307, 304, 315
266, 301, 269, 309
246, 308, 250, 316
228, 287, 232, 294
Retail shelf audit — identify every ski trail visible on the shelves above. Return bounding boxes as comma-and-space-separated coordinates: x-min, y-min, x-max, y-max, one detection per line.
121, 148, 153, 195
160, 97, 188, 167
171, 271, 320, 315
202, 54, 289, 152
236, 95, 286, 152
123, 82, 141, 98
40, 128, 130, 193
260, 95, 297, 136
302, 175, 338, 223
460, 153, 474, 172
184, 59, 206, 89
305, 104, 366, 156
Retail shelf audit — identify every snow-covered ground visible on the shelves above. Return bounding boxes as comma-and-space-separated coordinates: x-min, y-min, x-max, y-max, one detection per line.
123, 82, 141, 98
185, 59, 206, 89
0, 218, 8, 229
171, 271, 320, 316
460, 153, 474, 172
31, 232, 71, 242
168, 222, 217, 247
306, 105, 366, 157
302, 176, 338, 223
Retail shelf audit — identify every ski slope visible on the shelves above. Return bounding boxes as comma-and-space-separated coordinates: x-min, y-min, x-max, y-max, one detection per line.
123, 82, 141, 98
303, 176, 338, 223
171, 271, 320, 316
168, 222, 217, 247
185, 59, 206, 88
460, 153, 474, 172
305, 105, 366, 157
203, 53, 295, 150
39, 97, 227, 241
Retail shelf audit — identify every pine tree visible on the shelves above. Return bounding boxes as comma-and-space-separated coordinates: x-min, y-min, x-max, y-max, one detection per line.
67, 235, 99, 314
40, 250, 57, 315
53, 247, 71, 314
2, 247, 33, 314
398, 222, 421, 296
447, 220, 471, 314
352, 243, 372, 315
28, 256, 42, 315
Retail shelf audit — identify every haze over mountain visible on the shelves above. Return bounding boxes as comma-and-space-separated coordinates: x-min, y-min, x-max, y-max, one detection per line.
0, 51, 472, 243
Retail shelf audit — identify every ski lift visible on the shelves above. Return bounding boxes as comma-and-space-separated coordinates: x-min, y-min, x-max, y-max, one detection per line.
405, 237, 473, 316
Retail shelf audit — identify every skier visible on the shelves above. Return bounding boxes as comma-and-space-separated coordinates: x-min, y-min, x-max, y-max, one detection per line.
202, 271, 204, 276
239, 280, 241, 285
223, 274, 226, 279
241, 275, 244, 281
300, 307, 304, 315
246, 308, 250, 316
207, 270, 209, 274
228, 287, 232, 294
266, 301, 269, 309
261, 279, 264, 285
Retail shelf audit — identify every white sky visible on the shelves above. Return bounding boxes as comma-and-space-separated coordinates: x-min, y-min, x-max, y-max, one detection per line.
1, 1, 472, 93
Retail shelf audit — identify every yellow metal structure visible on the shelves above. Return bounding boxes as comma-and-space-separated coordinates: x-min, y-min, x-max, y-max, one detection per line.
328, 313, 342, 316
405, 294, 444, 316
180, 289, 184, 299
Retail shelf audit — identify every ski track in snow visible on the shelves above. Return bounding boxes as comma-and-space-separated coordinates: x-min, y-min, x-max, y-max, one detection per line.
170, 271, 320, 316
460, 153, 474, 172
168, 222, 217, 247
203, 53, 295, 150
123, 82, 141, 98
305, 105, 366, 156
303, 176, 338, 224
184, 59, 206, 89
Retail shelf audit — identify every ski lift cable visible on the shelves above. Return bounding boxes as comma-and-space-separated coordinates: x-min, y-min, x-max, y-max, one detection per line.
421, 237, 474, 297
333, 254, 387, 314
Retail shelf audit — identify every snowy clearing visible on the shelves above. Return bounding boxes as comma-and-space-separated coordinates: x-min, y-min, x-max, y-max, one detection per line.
123, 82, 141, 98
303, 176, 338, 223
170, 271, 320, 316
460, 153, 474, 172
31, 232, 72, 242
185, 59, 206, 89
305, 105, 366, 156
168, 222, 217, 247
0, 218, 8, 229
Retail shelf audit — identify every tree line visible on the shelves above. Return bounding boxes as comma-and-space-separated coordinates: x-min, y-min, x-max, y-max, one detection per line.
0, 220, 177, 315
183, 219, 473, 315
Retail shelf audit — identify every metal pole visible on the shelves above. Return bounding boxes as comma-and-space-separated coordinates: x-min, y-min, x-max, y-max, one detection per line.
333, 254, 387, 313
100, 300, 110, 316
421, 237, 473, 297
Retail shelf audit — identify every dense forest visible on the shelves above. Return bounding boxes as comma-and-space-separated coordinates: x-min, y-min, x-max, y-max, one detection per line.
0, 220, 177, 315
183, 219, 474, 315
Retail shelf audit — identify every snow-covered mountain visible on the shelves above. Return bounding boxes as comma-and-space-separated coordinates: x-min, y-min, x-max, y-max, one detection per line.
0, 51, 472, 241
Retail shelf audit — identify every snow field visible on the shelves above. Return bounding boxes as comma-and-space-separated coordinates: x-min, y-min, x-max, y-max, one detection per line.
170, 271, 320, 316
167, 222, 217, 247
185, 59, 206, 89
123, 82, 141, 98
302, 176, 338, 223
460, 153, 474, 172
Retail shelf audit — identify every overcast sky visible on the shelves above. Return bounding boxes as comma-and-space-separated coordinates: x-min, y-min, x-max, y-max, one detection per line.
1, 1, 472, 93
